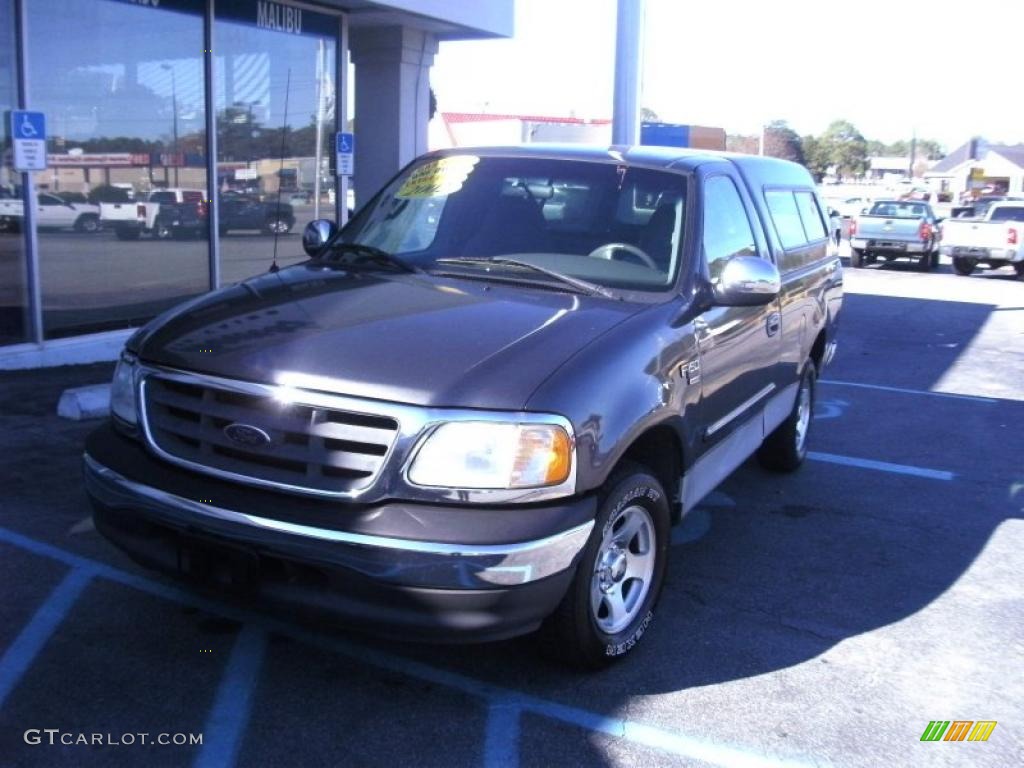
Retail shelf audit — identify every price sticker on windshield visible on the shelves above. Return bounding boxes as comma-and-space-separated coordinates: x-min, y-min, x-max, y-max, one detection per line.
397, 155, 479, 199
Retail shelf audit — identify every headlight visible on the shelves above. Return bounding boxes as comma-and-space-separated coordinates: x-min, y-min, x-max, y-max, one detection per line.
110, 352, 138, 426
408, 421, 572, 490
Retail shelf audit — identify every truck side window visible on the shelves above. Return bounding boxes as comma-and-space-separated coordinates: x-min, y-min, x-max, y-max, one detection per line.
794, 192, 827, 241
764, 190, 806, 250
702, 176, 757, 280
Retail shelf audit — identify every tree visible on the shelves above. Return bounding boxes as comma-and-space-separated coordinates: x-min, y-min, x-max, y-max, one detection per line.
801, 134, 830, 181
763, 120, 804, 164
821, 119, 868, 179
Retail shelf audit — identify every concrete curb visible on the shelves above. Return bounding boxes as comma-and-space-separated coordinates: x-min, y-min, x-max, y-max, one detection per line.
57, 384, 110, 421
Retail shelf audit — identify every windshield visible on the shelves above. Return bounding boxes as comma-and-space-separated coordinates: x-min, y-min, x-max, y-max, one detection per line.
869, 201, 928, 218
337, 155, 688, 292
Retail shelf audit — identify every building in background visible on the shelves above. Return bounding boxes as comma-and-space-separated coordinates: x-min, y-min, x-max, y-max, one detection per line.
0, 0, 512, 367
924, 139, 1024, 198
430, 112, 612, 149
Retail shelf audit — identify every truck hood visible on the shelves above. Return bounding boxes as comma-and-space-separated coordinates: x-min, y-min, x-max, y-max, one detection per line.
130, 263, 641, 410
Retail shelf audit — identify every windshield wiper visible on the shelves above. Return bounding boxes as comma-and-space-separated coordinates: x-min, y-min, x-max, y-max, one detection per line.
317, 242, 419, 273
434, 257, 616, 299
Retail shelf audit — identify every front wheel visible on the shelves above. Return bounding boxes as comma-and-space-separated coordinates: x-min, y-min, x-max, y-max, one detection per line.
851, 249, 864, 268
758, 361, 816, 472
952, 257, 976, 276
263, 218, 292, 235
540, 463, 670, 668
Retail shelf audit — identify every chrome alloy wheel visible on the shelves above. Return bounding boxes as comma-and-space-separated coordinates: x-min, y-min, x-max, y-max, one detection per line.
795, 374, 812, 455
590, 503, 656, 634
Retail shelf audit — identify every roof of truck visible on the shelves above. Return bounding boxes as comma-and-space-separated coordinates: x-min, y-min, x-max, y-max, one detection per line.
427, 144, 816, 187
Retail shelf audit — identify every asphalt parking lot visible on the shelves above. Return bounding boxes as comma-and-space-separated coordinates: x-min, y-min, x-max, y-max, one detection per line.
1, 258, 1022, 767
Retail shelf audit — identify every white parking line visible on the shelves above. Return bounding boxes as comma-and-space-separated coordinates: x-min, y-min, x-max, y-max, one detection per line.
820, 380, 997, 404
808, 451, 954, 481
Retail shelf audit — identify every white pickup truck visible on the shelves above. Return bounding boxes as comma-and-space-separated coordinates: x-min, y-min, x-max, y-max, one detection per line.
940, 201, 1024, 277
0, 192, 101, 233
99, 188, 206, 241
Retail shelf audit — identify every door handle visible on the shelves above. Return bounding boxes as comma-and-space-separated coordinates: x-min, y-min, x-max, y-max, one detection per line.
766, 312, 781, 337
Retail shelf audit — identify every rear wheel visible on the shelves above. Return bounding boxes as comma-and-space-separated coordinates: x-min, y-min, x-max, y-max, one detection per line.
952, 256, 976, 276
540, 462, 670, 668
153, 222, 173, 240
917, 252, 932, 271
851, 249, 864, 268
1014, 263, 1024, 279
74, 214, 100, 233
758, 361, 815, 472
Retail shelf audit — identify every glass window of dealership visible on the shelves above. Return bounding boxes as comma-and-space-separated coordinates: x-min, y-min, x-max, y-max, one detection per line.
1, 0, 345, 348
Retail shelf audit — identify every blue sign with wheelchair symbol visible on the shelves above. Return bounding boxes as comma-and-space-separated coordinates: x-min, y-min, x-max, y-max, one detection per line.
10, 111, 47, 171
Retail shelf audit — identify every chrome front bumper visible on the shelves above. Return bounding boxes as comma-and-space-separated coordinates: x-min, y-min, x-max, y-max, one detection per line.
83, 454, 593, 589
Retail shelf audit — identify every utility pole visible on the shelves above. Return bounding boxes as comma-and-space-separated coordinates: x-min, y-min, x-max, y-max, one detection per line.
611, 0, 644, 146
909, 127, 916, 180
161, 64, 179, 186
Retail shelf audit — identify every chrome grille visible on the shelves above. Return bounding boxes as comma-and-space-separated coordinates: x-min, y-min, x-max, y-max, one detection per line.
142, 374, 399, 495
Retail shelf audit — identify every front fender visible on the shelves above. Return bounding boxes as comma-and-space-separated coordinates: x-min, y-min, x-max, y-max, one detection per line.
525, 301, 702, 495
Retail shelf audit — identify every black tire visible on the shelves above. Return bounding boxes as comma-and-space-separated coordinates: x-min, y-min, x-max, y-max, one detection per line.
930, 250, 940, 269
74, 214, 100, 233
1014, 263, 1024, 279
153, 222, 173, 240
952, 257, 976, 276
851, 249, 863, 268
758, 361, 816, 472
263, 218, 292, 235
917, 252, 932, 271
114, 226, 140, 241
540, 462, 670, 669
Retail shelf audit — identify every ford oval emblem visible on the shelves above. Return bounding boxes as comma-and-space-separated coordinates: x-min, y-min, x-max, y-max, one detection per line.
223, 423, 272, 449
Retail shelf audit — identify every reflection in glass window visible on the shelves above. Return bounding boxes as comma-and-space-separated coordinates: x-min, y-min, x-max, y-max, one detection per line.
27, 0, 209, 339
795, 191, 827, 241
764, 190, 806, 250
703, 176, 757, 280
215, 4, 338, 284
0, 0, 29, 345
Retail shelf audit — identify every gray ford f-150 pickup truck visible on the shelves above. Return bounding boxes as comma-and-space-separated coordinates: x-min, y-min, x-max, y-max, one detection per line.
84, 145, 843, 667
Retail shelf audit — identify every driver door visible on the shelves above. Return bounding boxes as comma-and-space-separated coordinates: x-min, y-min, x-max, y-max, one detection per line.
693, 173, 782, 456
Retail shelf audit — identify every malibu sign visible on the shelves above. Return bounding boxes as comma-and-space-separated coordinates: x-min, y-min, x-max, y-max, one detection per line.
257, 1, 303, 35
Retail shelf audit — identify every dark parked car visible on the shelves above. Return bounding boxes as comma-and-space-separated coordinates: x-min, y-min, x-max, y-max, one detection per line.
85, 146, 843, 667
156, 193, 294, 238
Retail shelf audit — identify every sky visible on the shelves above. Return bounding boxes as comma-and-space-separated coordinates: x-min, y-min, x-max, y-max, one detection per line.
431, 0, 1024, 152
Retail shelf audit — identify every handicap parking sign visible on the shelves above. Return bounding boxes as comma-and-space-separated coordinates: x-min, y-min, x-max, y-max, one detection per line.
336, 132, 354, 176
10, 111, 47, 171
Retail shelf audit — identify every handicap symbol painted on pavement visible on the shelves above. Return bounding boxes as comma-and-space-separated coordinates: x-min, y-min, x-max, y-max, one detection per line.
814, 397, 849, 421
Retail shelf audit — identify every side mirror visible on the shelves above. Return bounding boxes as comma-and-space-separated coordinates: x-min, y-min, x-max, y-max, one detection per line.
302, 219, 337, 257
712, 256, 781, 307
860, 207, 869, 215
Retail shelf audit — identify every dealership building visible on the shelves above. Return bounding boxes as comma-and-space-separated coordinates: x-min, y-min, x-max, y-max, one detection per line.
0, 0, 511, 367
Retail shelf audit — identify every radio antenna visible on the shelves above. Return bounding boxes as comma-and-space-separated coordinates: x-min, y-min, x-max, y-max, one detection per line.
270, 68, 291, 273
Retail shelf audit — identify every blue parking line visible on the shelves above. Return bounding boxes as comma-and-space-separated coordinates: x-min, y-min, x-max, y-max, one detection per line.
0, 567, 93, 708
819, 379, 997, 404
0, 526, 821, 768
483, 700, 521, 768
194, 625, 268, 768
808, 451, 954, 481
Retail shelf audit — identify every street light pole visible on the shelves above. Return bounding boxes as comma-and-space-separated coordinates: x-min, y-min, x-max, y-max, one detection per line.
162, 64, 179, 186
